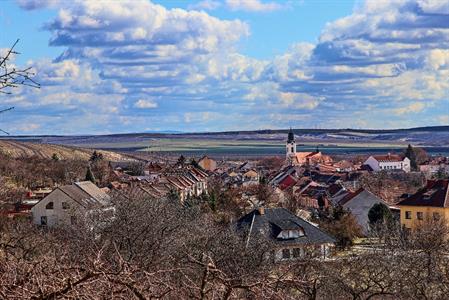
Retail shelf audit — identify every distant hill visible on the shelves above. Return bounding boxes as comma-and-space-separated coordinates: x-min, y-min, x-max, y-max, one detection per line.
0, 140, 130, 161
1, 125, 449, 151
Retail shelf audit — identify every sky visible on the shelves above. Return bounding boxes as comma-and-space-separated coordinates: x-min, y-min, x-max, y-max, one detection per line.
0, 0, 448, 135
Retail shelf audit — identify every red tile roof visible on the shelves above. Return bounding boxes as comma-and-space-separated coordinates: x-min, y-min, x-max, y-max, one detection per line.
372, 154, 404, 163
278, 175, 297, 191
339, 188, 365, 206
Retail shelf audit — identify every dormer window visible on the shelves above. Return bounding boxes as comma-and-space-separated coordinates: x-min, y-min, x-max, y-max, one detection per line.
277, 228, 305, 240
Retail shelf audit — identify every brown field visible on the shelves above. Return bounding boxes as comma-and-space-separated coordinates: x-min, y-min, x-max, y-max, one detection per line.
0, 140, 129, 161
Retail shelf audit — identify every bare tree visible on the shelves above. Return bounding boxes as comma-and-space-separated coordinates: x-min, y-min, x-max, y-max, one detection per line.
1, 39, 40, 94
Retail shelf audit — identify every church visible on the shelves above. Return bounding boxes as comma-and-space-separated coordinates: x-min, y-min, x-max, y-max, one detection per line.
285, 128, 332, 166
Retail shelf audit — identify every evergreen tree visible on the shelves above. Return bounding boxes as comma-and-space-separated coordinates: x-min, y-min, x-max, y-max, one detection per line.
208, 193, 217, 212
85, 166, 96, 183
368, 202, 393, 226
90, 151, 104, 163
51, 153, 60, 161
190, 158, 200, 169
405, 144, 418, 171
167, 189, 180, 202
435, 166, 448, 180
177, 155, 186, 166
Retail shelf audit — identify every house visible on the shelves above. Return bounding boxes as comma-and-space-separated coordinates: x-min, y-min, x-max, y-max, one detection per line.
285, 128, 332, 166
269, 165, 299, 186
397, 180, 449, 231
242, 169, 259, 186
292, 151, 333, 166
364, 154, 411, 173
31, 181, 111, 227
237, 207, 335, 262
336, 188, 387, 234
419, 163, 449, 178
162, 166, 209, 201
198, 156, 217, 171
238, 161, 256, 172
295, 180, 329, 209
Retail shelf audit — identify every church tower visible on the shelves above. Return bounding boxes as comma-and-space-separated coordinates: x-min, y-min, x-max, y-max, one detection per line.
286, 127, 296, 159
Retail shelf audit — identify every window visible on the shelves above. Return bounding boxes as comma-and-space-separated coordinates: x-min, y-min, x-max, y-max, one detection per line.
282, 249, 290, 259
288, 230, 299, 239
405, 211, 412, 219
40, 216, 47, 226
433, 212, 441, 220
62, 202, 70, 209
293, 248, 302, 258
278, 229, 304, 240
417, 212, 424, 220
45, 202, 54, 210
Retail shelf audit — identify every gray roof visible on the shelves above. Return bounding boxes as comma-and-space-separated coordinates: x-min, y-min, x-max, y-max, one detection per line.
237, 208, 335, 246
341, 189, 385, 233
58, 181, 110, 208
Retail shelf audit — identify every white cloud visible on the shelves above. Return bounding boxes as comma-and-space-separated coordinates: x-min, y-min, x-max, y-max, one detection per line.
16, 0, 59, 10
438, 115, 449, 124
394, 102, 427, 115
8, 0, 449, 133
188, 0, 222, 10
134, 99, 158, 109
17, 123, 41, 132
226, 0, 285, 12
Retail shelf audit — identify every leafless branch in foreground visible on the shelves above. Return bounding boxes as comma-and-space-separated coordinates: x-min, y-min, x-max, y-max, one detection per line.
0, 39, 40, 94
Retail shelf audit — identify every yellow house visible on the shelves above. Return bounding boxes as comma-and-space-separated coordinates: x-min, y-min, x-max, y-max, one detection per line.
397, 180, 449, 230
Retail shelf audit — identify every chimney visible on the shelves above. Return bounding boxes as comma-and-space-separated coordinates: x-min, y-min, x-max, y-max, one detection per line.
258, 207, 265, 215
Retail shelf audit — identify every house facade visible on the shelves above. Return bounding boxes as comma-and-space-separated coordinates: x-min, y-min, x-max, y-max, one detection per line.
31, 181, 110, 227
364, 154, 411, 172
237, 207, 335, 262
397, 180, 449, 230
164, 167, 209, 201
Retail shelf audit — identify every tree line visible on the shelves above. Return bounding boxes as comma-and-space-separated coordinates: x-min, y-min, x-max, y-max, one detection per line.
2, 193, 449, 299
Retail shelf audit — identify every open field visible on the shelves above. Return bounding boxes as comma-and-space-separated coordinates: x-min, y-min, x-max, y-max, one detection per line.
0, 140, 131, 161
2, 125, 449, 157
21, 137, 447, 158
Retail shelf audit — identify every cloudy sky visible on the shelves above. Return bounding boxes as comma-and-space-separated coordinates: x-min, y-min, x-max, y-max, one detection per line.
1, 0, 448, 134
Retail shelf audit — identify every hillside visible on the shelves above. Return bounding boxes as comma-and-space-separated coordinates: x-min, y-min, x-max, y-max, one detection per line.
0, 140, 129, 161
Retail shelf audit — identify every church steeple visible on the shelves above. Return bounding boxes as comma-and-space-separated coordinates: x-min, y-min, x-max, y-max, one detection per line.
287, 127, 295, 143
286, 127, 296, 159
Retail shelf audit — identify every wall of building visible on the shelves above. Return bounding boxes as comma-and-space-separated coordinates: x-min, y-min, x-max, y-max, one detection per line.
365, 156, 411, 172
274, 244, 333, 262
399, 205, 449, 230
286, 141, 296, 157
31, 189, 80, 227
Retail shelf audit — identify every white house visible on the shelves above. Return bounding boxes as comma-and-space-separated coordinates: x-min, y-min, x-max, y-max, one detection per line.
31, 181, 110, 227
364, 154, 411, 173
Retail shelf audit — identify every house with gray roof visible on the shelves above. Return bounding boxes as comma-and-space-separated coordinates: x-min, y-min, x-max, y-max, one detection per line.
336, 188, 387, 234
237, 207, 335, 262
31, 181, 110, 227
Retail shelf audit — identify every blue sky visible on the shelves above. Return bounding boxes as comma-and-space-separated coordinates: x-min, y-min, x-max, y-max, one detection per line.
0, 0, 448, 134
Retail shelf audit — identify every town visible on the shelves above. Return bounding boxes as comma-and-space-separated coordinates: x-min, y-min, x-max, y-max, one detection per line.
2, 0, 449, 298
1, 129, 449, 298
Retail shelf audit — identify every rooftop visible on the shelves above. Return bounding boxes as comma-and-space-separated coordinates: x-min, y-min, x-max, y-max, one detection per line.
237, 207, 335, 246
397, 180, 449, 207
